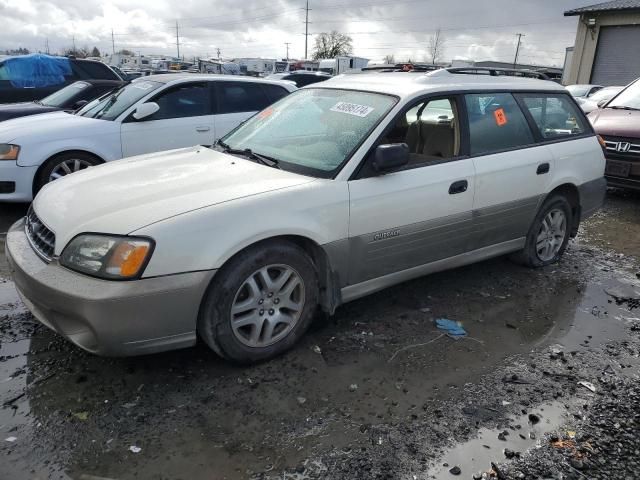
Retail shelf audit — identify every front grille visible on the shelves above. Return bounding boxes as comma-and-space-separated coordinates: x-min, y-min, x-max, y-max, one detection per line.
25, 207, 55, 262
602, 136, 640, 161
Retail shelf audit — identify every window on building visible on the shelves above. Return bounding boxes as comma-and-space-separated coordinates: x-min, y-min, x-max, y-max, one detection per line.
465, 93, 534, 155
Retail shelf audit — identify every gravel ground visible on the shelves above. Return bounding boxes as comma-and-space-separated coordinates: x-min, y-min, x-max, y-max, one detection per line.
0, 190, 639, 480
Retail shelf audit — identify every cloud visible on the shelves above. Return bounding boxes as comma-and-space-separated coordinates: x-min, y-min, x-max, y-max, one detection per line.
0, 0, 585, 66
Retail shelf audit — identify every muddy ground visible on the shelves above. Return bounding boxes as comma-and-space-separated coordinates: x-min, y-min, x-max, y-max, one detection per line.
0, 190, 639, 480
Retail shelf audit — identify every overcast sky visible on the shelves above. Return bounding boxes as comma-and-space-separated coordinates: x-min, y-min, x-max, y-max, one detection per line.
0, 0, 592, 66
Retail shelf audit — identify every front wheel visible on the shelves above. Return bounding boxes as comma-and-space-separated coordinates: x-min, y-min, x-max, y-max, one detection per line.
198, 241, 318, 364
512, 195, 573, 268
35, 152, 101, 193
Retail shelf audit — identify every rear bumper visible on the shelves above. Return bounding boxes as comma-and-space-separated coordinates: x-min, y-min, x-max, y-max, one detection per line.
578, 176, 607, 220
6, 219, 216, 356
0, 162, 37, 202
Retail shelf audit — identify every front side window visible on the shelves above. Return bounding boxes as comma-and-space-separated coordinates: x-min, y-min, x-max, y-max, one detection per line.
262, 84, 290, 103
220, 88, 397, 177
379, 97, 460, 166
217, 82, 270, 114
519, 94, 588, 139
465, 93, 534, 156
77, 80, 163, 121
146, 82, 210, 121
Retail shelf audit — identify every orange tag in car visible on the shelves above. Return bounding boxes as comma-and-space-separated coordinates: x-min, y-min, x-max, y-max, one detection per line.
494, 108, 507, 126
258, 107, 274, 119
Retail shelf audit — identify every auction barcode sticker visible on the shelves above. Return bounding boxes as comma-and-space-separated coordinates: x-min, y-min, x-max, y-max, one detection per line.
330, 102, 374, 117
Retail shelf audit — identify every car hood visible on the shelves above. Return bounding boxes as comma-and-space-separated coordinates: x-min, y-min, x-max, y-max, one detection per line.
0, 102, 60, 122
33, 146, 317, 252
0, 111, 103, 142
588, 108, 640, 138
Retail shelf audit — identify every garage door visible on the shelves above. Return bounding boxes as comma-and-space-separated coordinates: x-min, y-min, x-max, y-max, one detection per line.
591, 25, 640, 86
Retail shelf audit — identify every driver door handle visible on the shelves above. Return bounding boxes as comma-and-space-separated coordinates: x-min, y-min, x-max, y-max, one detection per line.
449, 180, 468, 195
196, 126, 211, 132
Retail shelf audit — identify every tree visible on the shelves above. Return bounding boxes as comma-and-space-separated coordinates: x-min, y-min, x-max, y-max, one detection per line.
427, 28, 446, 65
2, 47, 30, 55
91, 46, 101, 57
312, 31, 353, 60
117, 49, 134, 56
63, 46, 90, 58
383, 54, 395, 64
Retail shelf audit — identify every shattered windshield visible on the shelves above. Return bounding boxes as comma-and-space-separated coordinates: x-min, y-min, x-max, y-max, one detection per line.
219, 88, 398, 177
77, 80, 163, 121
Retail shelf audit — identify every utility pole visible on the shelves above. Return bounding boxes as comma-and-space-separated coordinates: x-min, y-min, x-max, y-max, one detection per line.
45, 38, 50, 55
216, 48, 221, 59
513, 33, 524, 69
175, 21, 180, 59
111, 29, 115, 54
304, 0, 310, 59
285, 42, 291, 60
72, 35, 76, 53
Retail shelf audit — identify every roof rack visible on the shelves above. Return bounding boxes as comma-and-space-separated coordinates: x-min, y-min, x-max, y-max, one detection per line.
359, 63, 443, 73
445, 67, 549, 80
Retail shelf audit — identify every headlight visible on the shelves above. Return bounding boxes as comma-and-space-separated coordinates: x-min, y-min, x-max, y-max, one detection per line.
0, 144, 20, 160
60, 234, 154, 280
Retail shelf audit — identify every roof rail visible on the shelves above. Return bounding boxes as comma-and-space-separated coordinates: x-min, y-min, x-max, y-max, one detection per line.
445, 67, 549, 80
359, 63, 443, 73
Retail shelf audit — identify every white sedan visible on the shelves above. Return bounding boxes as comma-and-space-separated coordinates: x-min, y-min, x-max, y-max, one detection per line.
0, 74, 296, 202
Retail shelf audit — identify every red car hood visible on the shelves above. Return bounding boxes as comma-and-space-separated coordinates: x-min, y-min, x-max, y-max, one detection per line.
588, 108, 640, 138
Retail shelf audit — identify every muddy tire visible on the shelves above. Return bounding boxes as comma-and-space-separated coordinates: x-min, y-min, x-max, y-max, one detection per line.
34, 152, 101, 194
198, 240, 318, 364
511, 194, 573, 268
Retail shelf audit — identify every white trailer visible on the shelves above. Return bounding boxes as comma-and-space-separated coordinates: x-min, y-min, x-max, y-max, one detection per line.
318, 56, 369, 75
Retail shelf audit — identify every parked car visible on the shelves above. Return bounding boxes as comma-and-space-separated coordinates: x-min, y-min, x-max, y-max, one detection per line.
566, 84, 604, 99
0, 80, 125, 122
588, 77, 640, 190
0, 54, 122, 103
6, 69, 605, 363
575, 86, 624, 114
266, 71, 332, 87
0, 74, 295, 201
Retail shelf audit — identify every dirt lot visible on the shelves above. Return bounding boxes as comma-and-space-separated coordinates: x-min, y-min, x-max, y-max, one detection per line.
1, 190, 639, 480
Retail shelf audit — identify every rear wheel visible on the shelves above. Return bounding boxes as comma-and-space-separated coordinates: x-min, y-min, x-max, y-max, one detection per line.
512, 195, 573, 268
34, 152, 101, 193
198, 241, 318, 364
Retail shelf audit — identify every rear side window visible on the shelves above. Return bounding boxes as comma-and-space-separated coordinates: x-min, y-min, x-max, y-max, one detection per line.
217, 82, 271, 114
0, 64, 8, 80
148, 82, 210, 120
262, 84, 290, 103
72, 61, 119, 80
518, 94, 588, 139
465, 93, 534, 156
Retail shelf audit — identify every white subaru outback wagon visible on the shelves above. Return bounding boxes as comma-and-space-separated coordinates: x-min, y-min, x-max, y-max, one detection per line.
6, 69, 606, 363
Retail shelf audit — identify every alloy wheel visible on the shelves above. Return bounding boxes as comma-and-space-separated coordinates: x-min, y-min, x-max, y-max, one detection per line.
49, 158, 94, 182
535, 208, 567, 262
230, 264, 305, 348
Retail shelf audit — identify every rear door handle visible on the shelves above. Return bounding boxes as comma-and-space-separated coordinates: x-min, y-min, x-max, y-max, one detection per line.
196, 126, 211, 132
449, 180, 468, 195
537, 163, 550, 175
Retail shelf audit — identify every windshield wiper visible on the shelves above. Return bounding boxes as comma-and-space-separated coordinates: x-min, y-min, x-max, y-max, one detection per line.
218, 143, 280, 169
608, 105, 640, 111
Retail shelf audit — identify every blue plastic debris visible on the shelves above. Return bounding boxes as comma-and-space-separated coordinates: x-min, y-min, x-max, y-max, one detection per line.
435, 318, 467, 337
2, 54, 72, 88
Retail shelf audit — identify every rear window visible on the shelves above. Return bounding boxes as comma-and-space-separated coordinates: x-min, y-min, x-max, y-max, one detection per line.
465, 93, 534, 156
72, 60, 120, 80
518, 94, 589, 139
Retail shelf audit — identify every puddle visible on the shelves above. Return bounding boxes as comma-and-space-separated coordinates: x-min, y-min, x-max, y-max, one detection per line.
428, 401, 570, 479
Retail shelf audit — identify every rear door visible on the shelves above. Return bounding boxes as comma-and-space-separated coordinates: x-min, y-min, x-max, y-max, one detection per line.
465, 92, 553, 250
213, 81, 282, 141
120, 81, 214, 157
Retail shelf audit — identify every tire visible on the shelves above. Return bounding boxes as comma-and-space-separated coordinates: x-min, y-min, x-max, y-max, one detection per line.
511, 194, 573, 268
198, 240, 319, 364
34, 152, 101, 193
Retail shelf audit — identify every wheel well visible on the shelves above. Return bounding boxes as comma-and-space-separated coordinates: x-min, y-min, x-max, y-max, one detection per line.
33, 150, 104, 196
546, 183, 580, 236
222, 235, 340, 315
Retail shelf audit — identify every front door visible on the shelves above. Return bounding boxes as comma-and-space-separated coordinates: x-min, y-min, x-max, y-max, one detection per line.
347, 96, 476, 285
120, 81, 215, 157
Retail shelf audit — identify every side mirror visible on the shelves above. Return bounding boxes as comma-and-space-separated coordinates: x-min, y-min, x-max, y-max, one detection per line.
132, 102, 160, 120
372, 143, 409, 173
597, 99, 608, 108
73, 100, 88, 110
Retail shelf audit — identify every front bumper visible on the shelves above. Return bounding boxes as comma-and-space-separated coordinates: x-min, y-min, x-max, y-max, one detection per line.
604, 157, 640, 190
5, 219, 216, 356
0, 161, 38, 202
